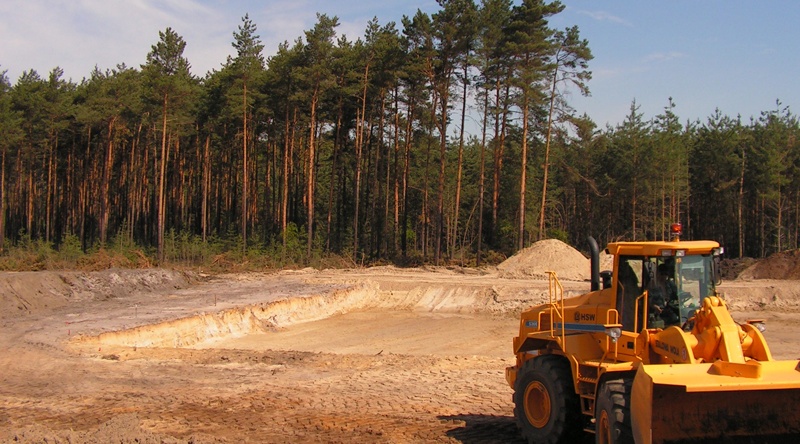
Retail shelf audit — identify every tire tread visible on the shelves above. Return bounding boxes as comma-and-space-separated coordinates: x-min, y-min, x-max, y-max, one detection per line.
513, 355, 583, 444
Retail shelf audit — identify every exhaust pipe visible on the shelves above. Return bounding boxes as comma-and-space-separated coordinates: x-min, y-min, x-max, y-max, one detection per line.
588, 236, 600, 291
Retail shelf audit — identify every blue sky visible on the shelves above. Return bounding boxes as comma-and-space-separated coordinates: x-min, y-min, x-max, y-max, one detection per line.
1, 0, 797, 130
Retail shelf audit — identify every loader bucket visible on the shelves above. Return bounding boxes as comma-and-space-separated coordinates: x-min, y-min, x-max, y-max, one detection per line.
630, 360, 800, 444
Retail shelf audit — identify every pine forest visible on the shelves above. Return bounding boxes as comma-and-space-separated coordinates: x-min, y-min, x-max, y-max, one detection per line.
1, 0, 798, 269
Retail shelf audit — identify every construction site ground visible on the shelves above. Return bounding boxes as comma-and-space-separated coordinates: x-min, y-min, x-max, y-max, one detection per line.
2, 242, 800, 443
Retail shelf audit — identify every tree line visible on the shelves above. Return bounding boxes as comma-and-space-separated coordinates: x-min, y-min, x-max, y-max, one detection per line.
0, 0, 797, 266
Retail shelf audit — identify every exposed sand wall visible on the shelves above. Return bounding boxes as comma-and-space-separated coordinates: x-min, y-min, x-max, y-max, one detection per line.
78, 281, 378, 348
74, 280, 561, 350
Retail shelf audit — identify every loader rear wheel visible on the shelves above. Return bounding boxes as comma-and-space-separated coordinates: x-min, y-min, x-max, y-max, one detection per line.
513, 355, 582, 444
595, 377, 634, 444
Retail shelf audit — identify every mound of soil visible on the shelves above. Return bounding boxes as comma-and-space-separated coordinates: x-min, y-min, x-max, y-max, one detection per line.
738, 250, 800, 280
0, 268, 194, 319
497, 239, 590, 281
720, 257, 757, 280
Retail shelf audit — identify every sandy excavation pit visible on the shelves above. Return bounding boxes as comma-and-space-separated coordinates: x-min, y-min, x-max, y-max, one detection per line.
2, 240, 800, 443
78, 281, 528, 358
73, 270, 800, 363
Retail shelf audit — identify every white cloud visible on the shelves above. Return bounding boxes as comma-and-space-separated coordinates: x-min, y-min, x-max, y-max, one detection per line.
575, 9, 633, 27
643, 51, 687, 64
0, 0, 437, 82
0, 0, 240, 81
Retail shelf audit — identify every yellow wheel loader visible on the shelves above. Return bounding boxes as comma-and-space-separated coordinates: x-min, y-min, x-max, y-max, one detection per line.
506, 229, 800, 443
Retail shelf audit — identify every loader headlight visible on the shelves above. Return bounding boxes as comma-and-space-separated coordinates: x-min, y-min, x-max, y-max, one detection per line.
659, 249, 686, 257
747, 320, 767, 333
604, 324, 622, 342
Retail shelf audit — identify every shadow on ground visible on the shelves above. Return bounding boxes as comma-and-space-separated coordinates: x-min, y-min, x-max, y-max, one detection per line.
441, 414, 597, 444
440, 414, 524, 443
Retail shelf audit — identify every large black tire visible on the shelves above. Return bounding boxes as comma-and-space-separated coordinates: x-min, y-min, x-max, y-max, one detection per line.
595, 377, 634, 444
513, 355, 583, 444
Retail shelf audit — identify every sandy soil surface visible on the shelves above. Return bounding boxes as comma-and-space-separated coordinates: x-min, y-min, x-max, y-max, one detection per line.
1, 241, 799, 443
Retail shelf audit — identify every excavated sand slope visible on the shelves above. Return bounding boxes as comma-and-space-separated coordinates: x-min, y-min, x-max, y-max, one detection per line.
69, 239, 800, 352
74, 277, 565, 350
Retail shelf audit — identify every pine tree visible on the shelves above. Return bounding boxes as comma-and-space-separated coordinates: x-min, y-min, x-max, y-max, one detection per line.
538, 25, 592, 240
0, 68, 22, 251
299, 14, 339, 259
229, 14, 266, 251
141, 27, 194, 261
504, 0, 564, 249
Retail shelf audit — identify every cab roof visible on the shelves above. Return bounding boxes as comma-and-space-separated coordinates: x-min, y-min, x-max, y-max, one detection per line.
605, 240, 720, 257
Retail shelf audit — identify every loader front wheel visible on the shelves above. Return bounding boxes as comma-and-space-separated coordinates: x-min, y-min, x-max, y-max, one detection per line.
595, 377, 634, 444
513, 356, 582, 444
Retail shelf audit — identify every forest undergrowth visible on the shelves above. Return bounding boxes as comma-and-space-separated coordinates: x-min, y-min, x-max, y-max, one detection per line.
0, 228, 366, 273
0, 225, 509, 272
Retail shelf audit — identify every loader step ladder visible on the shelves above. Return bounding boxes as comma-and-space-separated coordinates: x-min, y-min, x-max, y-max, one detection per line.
578, 362, 601, 434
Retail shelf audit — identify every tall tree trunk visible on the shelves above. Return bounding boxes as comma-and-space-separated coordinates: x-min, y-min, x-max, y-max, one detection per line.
353, 62, 370, 262
760, 198, 765, 257
353, 105, 365, 262
378, 92, 389, 258
364, 111, 377, 257
282, 106, 292, 248
518, 92, 529, 251
422, 92, 438, 260
492, 81, 510, 247
326, 100, 343, 252
307, 89, 319, 259
242, 82, 249, 252
265, 139, 274, 240
26, 146, 34, 237
477, 86, 489, 266
392, 88, 401, 255
80, 127, 90, 249
777, 185, 783, 252
158, 93, 169, 261
538, 70, 558, 240
202, 134, 210, 242
66, 144, 74, 237
436, 86, 449, 265
100, 117, 116, 245
45, 139, 54, 243
401, 98, 415, 258
792, 190, 800, 250
454, 64, 468, 261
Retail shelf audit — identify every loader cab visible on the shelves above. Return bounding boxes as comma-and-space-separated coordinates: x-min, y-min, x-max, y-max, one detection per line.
609, 241, 722, 333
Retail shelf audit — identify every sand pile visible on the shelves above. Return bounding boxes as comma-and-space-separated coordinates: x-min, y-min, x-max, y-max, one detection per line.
497, 239, 591, 281
738, 249, 800, 280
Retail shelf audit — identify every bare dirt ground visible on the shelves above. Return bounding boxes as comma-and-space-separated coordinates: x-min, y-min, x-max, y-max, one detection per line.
1, 241, 799, 443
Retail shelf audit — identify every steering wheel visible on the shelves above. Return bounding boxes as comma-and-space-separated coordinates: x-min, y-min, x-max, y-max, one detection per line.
681, 309, 697, 331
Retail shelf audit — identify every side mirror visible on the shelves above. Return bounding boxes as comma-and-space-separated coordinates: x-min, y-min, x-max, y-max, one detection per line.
713, 254, 723, 286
